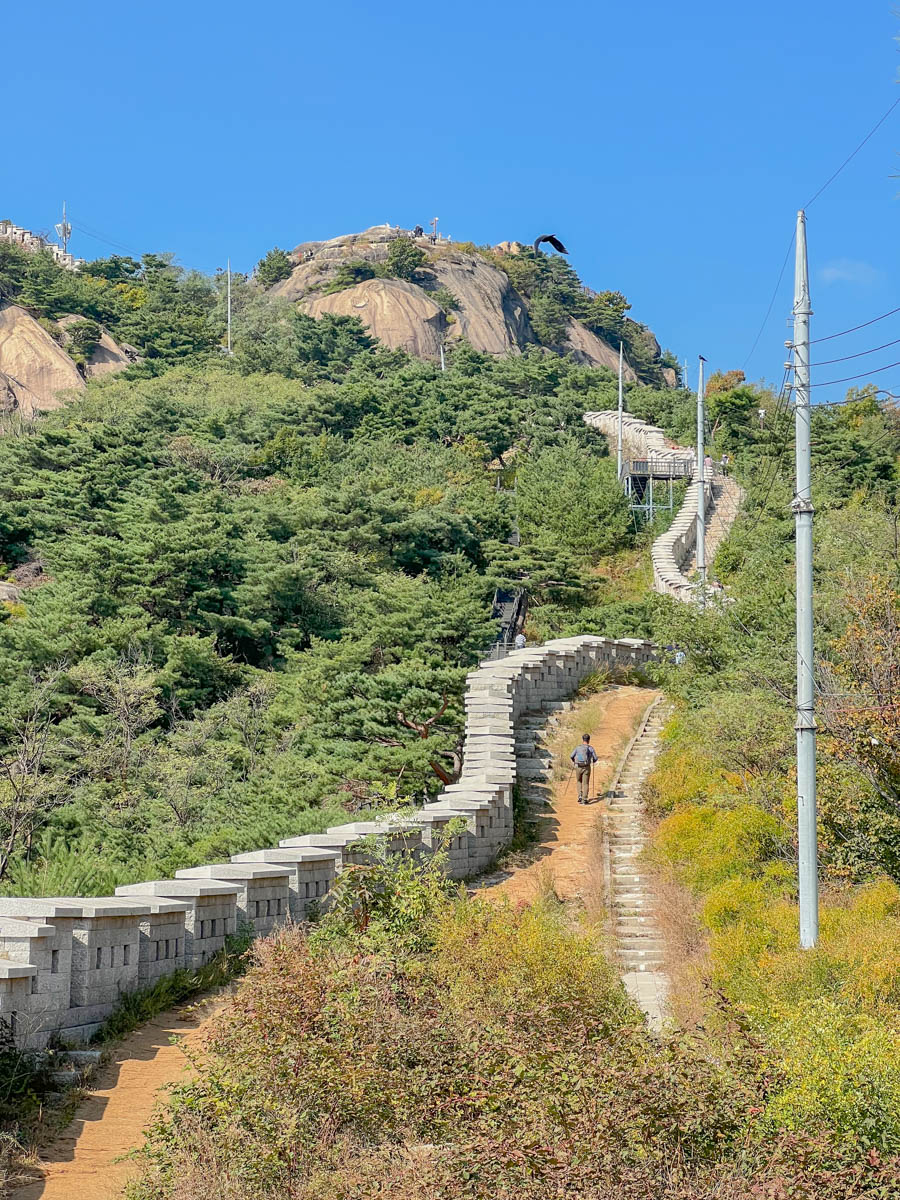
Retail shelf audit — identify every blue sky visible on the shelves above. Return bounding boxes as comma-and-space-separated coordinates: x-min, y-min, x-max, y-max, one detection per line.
4, 0, 899, 402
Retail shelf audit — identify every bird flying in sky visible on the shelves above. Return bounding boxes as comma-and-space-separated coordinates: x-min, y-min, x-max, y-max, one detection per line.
533, 234, 568, 255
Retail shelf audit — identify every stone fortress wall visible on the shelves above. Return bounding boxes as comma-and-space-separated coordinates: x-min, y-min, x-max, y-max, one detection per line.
584, 410, 715, 603
0, 635, 654, 1049
0, 220, 82, 271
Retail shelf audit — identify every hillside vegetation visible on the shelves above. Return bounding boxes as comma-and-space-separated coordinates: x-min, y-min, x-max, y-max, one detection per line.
2, 232, 899, 1190
0, 285, 674, 894
633, 375, 900, 1149
128, 851, 899, 1200
123, 370, 900, 1197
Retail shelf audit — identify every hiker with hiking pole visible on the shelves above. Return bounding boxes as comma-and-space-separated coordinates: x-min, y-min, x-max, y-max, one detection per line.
570, 732, 598, 805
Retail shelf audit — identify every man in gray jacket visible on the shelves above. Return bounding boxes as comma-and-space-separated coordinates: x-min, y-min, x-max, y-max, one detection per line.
570, 733, 598, 805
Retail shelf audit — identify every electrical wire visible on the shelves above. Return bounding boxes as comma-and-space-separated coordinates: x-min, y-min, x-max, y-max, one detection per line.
790, 359, 900, 389
742, 233, 795, 370
811, 335, 900, 367
70, 219, 141, 257
742, 96, 900, 370
804, 94, 900, 208
810, 304, 900, 345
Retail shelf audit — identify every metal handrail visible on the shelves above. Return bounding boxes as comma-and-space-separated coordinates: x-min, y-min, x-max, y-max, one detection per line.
627, 458, 694, 479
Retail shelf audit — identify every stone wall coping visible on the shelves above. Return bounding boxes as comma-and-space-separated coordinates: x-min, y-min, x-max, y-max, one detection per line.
116, 880, 240, 899
100, 895, 192, 915
278, 833, 367, 850
0, 962, 37, 979
0, 897, 150, 919
0, 916, 55, 938
175, 865, 291, 882
230, 847, 343, 865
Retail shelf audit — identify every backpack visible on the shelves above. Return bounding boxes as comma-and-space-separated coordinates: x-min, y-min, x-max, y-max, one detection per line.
573, 744, 592, 766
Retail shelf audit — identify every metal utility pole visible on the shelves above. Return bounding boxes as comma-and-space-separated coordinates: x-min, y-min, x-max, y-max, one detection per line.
439, 340, 445, 372
55, 201, 71, 254
695, 355, 707, 589
226, 258, 232, 355
792, 208, 818, 949
617, 341, 624, 479
682, 357, 689, 391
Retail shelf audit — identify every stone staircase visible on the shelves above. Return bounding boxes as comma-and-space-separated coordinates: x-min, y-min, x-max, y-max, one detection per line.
687, 473, 745, 577
605, 701, 669, 1028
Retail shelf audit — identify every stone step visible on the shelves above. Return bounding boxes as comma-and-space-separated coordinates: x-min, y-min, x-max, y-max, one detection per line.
50, 1067, 88, 1088
63, 1049, 102, 1066
617, 936, 665, 952
615, 917, 657, 933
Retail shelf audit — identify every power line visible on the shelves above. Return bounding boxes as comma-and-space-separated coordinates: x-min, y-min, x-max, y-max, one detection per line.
804, 94, 900, 208
742, 232, 795, 369
810, 393, 900, 408
743, 95, 900, 370
811, 304, 900, 345
792, 358, 900, 389
811, 334, 900, 367
70, 219, 141, 257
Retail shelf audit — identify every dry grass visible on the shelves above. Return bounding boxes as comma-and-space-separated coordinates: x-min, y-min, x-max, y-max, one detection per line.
650, 865, 713, 1029
582, 819, 611, 927
590, 547, 653, 601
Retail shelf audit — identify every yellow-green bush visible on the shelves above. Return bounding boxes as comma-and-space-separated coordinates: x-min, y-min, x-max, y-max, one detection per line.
642, 744, 736, 816
763, 997, 900, 1149
128, 894, 900, 1198
652, 740, 900, 1151
653, 802, 787, 892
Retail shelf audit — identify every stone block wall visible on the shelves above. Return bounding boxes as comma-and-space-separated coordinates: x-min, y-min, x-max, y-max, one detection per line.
0, 634, 655, 1048
583, 410, 713, 603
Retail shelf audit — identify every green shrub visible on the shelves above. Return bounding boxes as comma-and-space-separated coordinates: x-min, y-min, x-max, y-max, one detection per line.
255, 247, 294, 287
654, 802, 788, 893
0, 1021, 54, 1121
323, 258, 381, 293
384, 238, 425, 281
429, 285, 460, 313
763, 997, 900, 1149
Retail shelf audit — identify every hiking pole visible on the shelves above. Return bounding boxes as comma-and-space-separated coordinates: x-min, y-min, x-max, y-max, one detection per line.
564, 763, 576, 799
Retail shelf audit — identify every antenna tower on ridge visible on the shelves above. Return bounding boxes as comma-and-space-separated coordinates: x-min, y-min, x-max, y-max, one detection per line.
55, 201, 71, 255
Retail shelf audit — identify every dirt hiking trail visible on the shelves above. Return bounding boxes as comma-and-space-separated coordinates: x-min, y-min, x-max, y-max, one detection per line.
479, 684, 657, 907
11, 997, 227, 1200
11, 685, 653, 1200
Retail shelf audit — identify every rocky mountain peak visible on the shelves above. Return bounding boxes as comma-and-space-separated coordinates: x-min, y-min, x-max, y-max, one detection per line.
269, 226, 670, 383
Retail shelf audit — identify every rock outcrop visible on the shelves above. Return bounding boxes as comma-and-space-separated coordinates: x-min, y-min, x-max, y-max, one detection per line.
270, 225, 399, 304
0, 304, 85, 414
307, 278, 445, 360
0, 306, 135, 417
425, 252, 532, 355
57, 315, 135, 378
269, 226, 666, 381
565, 318, 637, 380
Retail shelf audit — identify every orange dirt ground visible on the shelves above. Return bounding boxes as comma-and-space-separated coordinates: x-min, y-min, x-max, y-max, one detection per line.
11, 996, 227, 1200
479, 684, 657, 906
11, 685, 653, 1199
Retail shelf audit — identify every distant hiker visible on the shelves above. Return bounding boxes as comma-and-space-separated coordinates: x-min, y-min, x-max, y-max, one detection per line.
674, 649, 686, 666
570, 733, 598, 805
721, 452, 730, 476
413, 224, 424, 237
704, 453, 713, 476
514, 631, 526, 650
